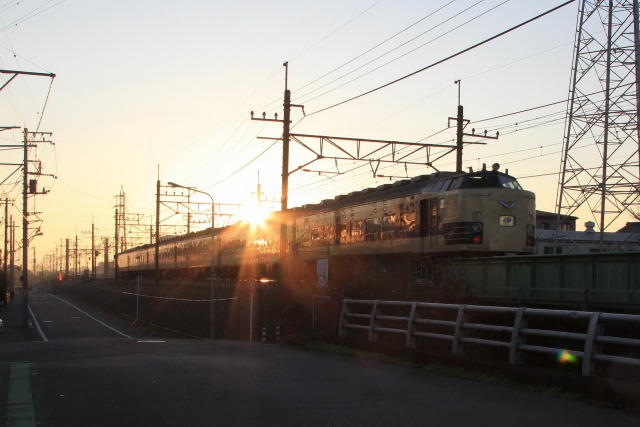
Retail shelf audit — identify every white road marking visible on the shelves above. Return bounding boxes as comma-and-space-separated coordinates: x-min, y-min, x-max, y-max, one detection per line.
29, 304, 48, 342
48, 294, 133, 339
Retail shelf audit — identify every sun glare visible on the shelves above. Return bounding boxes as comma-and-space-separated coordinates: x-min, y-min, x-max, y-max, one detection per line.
241, 205, 272, 227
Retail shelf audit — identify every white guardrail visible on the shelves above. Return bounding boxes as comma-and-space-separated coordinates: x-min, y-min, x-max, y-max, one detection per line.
338, 299, 640, 378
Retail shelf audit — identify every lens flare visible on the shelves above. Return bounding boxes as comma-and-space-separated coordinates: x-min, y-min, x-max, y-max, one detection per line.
558, 349, 577, 364
241, 205, 271, 227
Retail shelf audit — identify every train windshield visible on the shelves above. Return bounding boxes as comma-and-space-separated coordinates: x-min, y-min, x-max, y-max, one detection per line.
459, 173, 523, 190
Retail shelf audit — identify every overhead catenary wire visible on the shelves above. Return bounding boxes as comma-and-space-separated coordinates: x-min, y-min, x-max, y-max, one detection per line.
289, 0, 385, 63
294, 0, 459, 95
178, 2, 564, 200
307, 0, 576, 116
297, 0, 506, 105
0, 0, 67, 32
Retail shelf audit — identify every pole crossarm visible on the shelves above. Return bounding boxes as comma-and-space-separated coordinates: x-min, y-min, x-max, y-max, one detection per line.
258, 133, 457, 176
0, 69, 55, 91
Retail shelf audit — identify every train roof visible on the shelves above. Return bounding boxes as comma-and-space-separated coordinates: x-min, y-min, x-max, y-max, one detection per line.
291, 167, 525, 215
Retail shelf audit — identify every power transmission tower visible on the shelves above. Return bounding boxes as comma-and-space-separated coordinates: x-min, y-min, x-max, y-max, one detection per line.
556, 0, 640, 245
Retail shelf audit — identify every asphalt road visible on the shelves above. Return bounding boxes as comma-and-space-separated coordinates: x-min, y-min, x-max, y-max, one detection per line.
0, 293, 638, 426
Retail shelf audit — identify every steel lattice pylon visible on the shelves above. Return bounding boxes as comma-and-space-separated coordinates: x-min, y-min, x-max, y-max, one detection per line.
556, 0, 640, 239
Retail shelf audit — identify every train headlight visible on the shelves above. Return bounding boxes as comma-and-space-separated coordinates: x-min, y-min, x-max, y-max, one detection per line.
472, 222, 483, 233
472, 235, 482, 244
526, 224, 535, 246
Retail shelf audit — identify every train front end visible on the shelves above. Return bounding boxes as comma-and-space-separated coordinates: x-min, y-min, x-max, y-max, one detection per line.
438, 165, 535, 256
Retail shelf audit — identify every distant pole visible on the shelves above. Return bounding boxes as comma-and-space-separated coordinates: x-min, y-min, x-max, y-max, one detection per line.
155, 178, 160, 286
114, 209, 119, 280
9, 216, 14, 294
210, 200, 215, 340
187, 192, 191, 234
167, 181, 215, 339
91, 219, 96, 279
65, 238, 69, 278
3, 198, 7, 278
21, 128, 29, 327
104, 238, 109, 278
75, 233, 78, 277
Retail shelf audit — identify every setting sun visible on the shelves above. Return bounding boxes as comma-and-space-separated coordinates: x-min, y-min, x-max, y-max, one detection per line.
240, 205, 272, 227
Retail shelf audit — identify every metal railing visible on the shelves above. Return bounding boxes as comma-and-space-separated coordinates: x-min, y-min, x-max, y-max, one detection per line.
339, 299, 640, 378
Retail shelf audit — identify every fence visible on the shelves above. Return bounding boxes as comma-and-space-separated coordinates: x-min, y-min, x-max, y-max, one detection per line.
339, 299, 640, 378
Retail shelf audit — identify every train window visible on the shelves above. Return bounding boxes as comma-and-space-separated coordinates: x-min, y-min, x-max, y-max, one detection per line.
498, 175, 523, 189
382, 212, 397, 232
421, 183, 434, 192
351, 219, 364, 242
338, 222, 350, 244
311, 227, 321, 240
448, 177, 463, 191
398, 203, 417, 236
324, 224, 334, 242
459, 173, 524, 189
365, 218, 380, 239
459, 174, 499, 188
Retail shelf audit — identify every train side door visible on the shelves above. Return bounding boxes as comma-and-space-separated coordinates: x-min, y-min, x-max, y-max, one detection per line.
419, 198, 439, 251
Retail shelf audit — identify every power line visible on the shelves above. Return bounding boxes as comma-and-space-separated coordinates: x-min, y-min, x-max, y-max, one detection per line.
297, 0, 497, 105
289, 0, 384, 62
308, 0, 576, 116
294, 0, 458, 94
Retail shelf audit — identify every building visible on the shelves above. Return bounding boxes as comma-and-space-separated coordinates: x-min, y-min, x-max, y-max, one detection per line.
535, 219, 640, 255
535, 210, 577, 231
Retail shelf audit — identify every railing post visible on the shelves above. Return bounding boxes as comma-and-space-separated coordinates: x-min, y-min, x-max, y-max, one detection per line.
368, 300, 380, 342
582, 312, 602, 377
452, 304, 467, 356
406, 302, 418, 348
338, 299, 350, 338
509, 307, 527, 365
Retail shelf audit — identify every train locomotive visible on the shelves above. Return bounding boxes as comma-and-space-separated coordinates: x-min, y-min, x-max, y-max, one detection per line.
118, 164, 535, 296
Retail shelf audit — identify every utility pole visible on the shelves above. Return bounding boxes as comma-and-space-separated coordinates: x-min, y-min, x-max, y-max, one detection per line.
114, 209, 119, 280
91, 218, 96, 279
9, 217, 14, 296
3, 198, 8, 280
65, 238, 69, 279
155, 177, 160, 285
32, 247, 36, 286
22, 128, 28, 326
75, 233, 78, 277
251, 62, 304, 279
448, 81, 498, 172
19, 128, 52, 326
103, 238, 109, 278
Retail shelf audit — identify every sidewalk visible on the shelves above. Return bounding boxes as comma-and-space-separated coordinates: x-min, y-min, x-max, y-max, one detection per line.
0, 296, 40, 343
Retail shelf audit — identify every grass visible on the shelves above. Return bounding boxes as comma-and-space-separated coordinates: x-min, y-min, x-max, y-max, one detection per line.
301, 340, 618, 406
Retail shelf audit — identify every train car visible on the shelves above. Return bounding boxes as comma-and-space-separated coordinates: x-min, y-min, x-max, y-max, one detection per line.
117, 164, 535, 290
118, 217, 281, 280
289, 164, 535, 259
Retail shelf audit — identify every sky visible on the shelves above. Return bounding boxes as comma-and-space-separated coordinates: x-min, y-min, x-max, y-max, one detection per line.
0, 0, 630, 271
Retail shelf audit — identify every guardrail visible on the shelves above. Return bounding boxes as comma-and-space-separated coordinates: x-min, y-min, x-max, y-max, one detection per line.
339, 299, 640, 378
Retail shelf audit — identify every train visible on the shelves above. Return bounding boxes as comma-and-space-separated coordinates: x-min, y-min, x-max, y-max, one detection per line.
117, 163, 535, 296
